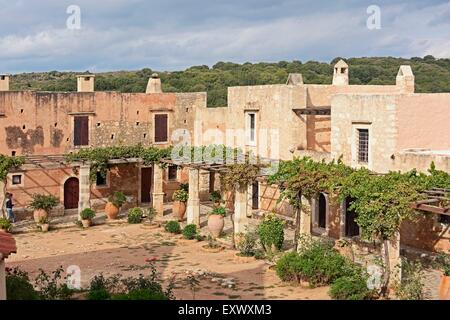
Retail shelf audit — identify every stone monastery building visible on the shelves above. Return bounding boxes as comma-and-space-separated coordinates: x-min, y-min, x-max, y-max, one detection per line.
0, 60, 448, 252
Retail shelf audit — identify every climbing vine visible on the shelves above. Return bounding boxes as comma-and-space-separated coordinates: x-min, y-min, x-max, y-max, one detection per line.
0, 155, 25, 182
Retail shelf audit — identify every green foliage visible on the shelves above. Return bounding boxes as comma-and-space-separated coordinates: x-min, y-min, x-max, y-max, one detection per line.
393, 259, 424, 300
330, 274, 374, 300
111, 289, 169, 300
236, 229, 259, 257
145, 207, 157, 222
209, 191, 222, 203
165, 220, 181, 234
172, 189, 188, 202
0, 155, 25, 182
0, 217, 12, 231
210, 206, 226, 217
128, 207, 144, 224
6, 267, 39, 300
28, 194, 59, 211
34, 266, 74, 300
276, 238, 357, 287
433, 252, 450, 276
108, 191, 126, 208
220, 163, 260, 192
11, 57, 450, 107
182, 224, 198, 240
258, 214, 284, 253
80, 208, 96, 220
179, 183, 189, 192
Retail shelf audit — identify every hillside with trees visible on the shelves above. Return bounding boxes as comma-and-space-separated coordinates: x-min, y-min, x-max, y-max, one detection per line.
9, 56, 450, 107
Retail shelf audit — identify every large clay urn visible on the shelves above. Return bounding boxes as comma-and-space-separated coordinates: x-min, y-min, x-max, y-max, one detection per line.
439, 275, 450, 300
207, 214, 224, 238
105, 202, 119, 220
33, 209, 48, 223
173, 201, 186, 221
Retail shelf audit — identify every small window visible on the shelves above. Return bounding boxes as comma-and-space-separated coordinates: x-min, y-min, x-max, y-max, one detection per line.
168, 165, 177, 181
74, 116, 89, 146
84, 77, 90, 81
154, 114, 168, 143
12, 174, 22, 185
1, 76, 5, 80
96, 172, 107, 187
357, 129, 369, 163
341, 67, 347, 74
247, 113, 256, 144
439, 214, 450, 224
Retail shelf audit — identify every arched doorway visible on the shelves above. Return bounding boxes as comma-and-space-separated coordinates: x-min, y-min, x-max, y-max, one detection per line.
345, 197, 360, 237
64, 177, 79, 209
318, 193, 327, 229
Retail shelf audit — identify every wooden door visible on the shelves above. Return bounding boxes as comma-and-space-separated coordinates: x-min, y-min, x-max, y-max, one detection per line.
318, 193, 326, 229
154, 114, 168, 143
252, 182, 259, 209
345, 198, 360, 237
141, 167, 153, 203
64, 177, 79, 209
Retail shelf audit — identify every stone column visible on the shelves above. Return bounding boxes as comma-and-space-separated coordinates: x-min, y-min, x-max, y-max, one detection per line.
0, 255, 6, 300
152, 165, 165, 215
234, 185, 249, 234
384, 231, 402, 286
78, 165, 91, 219
187, 168, 200, 226
299, 196, 311, 235
199, 169, 210, 201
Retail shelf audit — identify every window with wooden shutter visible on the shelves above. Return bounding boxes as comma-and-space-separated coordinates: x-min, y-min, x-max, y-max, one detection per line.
74, 116, 89, 146
154, 114, 168, 143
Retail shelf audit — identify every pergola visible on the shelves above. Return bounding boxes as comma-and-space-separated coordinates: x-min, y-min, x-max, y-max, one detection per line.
411, 188, 450, 217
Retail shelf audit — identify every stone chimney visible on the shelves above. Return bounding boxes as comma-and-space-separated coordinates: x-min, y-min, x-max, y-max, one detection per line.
332, 59, 349, 86
146, 73, 162, 94
0, 74, 10, 91
396, 65, 415, 93
76, 74, 95, 92
286, 73, 304, 85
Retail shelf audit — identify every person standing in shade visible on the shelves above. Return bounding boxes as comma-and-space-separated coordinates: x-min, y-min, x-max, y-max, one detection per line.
5, 193, 15, 223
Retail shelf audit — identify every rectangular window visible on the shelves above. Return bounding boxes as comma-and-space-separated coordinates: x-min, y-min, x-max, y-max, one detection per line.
12, 174, 22, 185
96, 172, 107, 187
154, 114, 168, 143
168, 165, 177, 181
247, 112, 256, 145
357, 129, 369, 163
74, 116, 89, 146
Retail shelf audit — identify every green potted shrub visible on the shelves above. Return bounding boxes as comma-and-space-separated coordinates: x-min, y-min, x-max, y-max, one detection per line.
0, 217, 12, 232
128, 207, 143, 224
105, 191, 126, 220
164, 220, 181, 234
207, 206, 226, 238
38, 216, 50, 232
80, 208, 96, 228
258, 214, 285, 254
182, 224, 198, 240
172, 188, 188, 221
28, 194, 59, 223
209, 191, 222, 207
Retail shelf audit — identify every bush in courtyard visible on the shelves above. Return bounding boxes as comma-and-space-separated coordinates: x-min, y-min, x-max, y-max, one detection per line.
111, 289, 169, 300
236, 229, 259, 257
80, 208, 96, 220
182, 224, 197, 240
28, 194, 59, 211
330, 273, 374, 300
393, 259, 424, 300
209, 191, 222, 204
6, 267, 39, 300
258, 214, 284, 253
34, 266, 74, 300
172, 189, 188, 202
145, 207, 157, 222
108, 191, 127, 208
276, 237, 355, 287
128, 207, 144, 224
165, 220, 181, 234
210, 206, 226, 217
0, 217, 12, 232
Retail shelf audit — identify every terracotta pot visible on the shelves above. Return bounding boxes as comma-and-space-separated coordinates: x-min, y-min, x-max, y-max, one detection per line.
33, 209, 48, 223
439, 275, 450, 300
105, 202, 119, 220
207, 214, 224, 238
41, 224, 49, 232
81, 219, 91, 228
173, 201, 187, 221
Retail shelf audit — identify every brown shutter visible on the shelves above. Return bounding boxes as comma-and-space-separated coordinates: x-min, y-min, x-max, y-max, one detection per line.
74, 116, 89, 146
154, 114, 168, 143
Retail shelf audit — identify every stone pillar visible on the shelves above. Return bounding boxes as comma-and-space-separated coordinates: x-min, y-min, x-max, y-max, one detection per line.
299, 196, 311, 235
0, 255, 6, 300
152, 165, 165, 215
199, 169, 210, 201
78, 165, 91, 219
384, 232, 402, 286
187, 168, 200, 226
234, 185, 249, 234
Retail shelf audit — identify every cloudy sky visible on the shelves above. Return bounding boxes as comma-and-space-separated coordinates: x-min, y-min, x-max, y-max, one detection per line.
1, 0, 450, 73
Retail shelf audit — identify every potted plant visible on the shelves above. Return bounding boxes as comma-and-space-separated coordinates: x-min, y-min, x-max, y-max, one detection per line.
207, 206, 226, 238
28, 194, 59, 223
437, 253, 450, 300
80, 208, 96, 228
127, 207, 143, 224
172, 188, 188, 221
0, 217, 12, 233
38, 216, 50, 232
105, 191, 126, 220
209, 191, 222, 207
